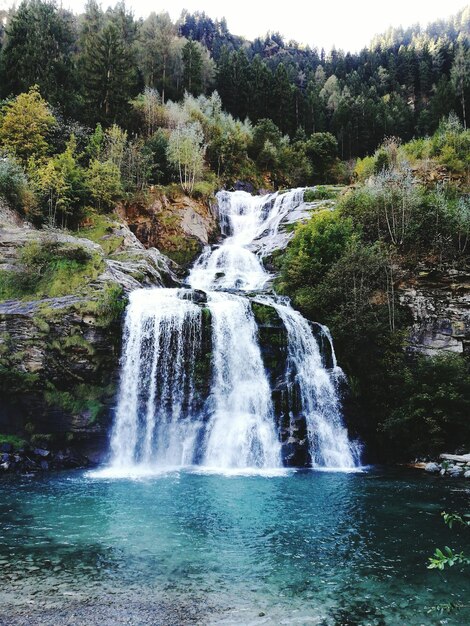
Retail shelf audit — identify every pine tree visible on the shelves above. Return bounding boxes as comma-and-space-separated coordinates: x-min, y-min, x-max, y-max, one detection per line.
138, 12, 175, 102
1, 0, 76, 113
182, 40, 203, 95
81, 19, 137, 125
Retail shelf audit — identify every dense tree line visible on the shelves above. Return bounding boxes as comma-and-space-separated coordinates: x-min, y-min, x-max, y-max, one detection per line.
0, 1, 469, 158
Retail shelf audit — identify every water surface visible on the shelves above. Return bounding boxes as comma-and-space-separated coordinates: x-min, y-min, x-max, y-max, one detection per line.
1, 468, 469, 625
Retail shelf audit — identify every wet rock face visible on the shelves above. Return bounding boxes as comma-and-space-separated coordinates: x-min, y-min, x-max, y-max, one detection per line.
251, 300, 311, 466
399, 267, 470, 356
118, 192, 219, 268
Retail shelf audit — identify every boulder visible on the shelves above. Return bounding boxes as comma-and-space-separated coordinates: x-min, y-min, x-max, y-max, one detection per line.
440, 453, 470, 463
425, 462, 440, 473
448, 466, 464, 477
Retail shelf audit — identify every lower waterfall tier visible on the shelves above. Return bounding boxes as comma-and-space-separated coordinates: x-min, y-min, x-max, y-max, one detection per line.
108, 288, 361, 472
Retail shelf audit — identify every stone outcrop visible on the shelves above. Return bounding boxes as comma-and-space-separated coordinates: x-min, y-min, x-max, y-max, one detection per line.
0, 218, 178, 464
118, 190, 219, 268
399, 266, 470, 356
423, 454, 470, 478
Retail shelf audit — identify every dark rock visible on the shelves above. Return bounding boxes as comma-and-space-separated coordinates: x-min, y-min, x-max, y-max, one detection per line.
40, 460, 49, 470
233, 181, 254, 193
1, 453, 10, 462
33, 448, 50, 457
0, 442, 12, 453
399, 267, 470, 356
178, 288, 207, 304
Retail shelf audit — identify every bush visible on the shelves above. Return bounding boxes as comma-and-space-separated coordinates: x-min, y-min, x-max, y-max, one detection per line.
382, 354, 470, 458
304, 186, 341, 201
0, 156, 29, 211
85, 159, 122, 212
191, 179, 217, 200
276, 211, 357, 305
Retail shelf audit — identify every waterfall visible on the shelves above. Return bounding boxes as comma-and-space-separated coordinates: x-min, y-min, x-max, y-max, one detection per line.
107, 188, 361, 473
271, 302, 360, 468
202, 293, 280, 469
110, 289, 203, 470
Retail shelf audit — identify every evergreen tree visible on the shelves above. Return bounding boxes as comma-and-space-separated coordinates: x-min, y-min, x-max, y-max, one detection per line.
0, 0, 76, 113
138, 12, 175, 102
182, 40, 203, 95
80, 18, 137, 125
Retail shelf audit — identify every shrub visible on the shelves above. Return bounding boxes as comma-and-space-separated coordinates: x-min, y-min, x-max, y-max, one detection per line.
382, 354, 470, 458
0, 155, 28, 211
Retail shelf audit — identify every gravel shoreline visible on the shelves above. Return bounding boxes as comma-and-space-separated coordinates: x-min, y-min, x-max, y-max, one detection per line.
0, 596, 219, 626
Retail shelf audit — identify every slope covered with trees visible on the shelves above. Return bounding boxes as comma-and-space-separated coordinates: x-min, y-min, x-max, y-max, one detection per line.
0, 1, 469, 157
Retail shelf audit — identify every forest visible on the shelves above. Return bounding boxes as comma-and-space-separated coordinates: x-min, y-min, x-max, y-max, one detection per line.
0, 1, 469, 162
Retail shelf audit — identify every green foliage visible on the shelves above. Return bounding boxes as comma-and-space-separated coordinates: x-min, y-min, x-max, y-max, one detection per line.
167, 122, 205, 193
442, 512, 470, 530
191, 179, 217, 200
428, 509, 470, 618
86, 123, 105, 161
251, 302, 281, 327
0, 86, 56, 165
305, 132, 338, 182
95, 283, 126, 326
85, 159, 122, 211
44, 383, 113, 424
428, 546, 470, 571
382, 355, 470, 456
354, 156, 375, 182
339, 169, 470, 260
79, 212, 124, 255
0, 0, 76, 112
0, 366, 40, 395
0, 240, 104, 300
0, 434, 27, 449
304, 186, 341, 201
277, 211, 357, 300
30, 135, 87, 227
80, 13, 138, 125
0, 155, 28, 211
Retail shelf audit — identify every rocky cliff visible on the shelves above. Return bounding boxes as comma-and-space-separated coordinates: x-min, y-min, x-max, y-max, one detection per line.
117, 189, 218, 269
0, 212, 178, 464
399, 266, 470, 356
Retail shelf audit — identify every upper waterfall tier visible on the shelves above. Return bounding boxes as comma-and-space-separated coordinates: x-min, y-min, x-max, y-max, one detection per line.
188, 188, 310, 291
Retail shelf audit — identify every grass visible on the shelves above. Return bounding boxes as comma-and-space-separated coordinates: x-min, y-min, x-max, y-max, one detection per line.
44, 383, 115, 425
304, 186, 343, 202
251, 301, 282, 327
78, 212, 125, 255
0, 241, 105, 301
0, 434, 28, 450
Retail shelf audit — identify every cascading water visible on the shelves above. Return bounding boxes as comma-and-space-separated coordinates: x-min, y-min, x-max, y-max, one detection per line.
108, 188, 361, 473
110, 289, 203, 470
201, 292, 281, 469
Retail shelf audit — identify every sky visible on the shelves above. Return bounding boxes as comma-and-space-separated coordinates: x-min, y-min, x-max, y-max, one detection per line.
0, 0, 468, 52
